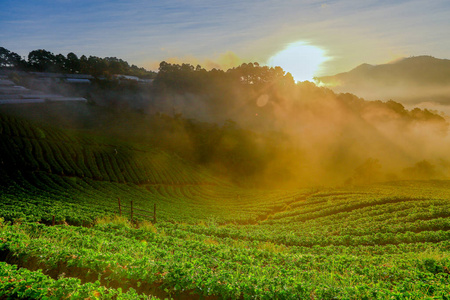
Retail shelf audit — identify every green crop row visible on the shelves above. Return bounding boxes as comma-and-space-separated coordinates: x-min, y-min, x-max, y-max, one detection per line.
0, 113, 221, 186
0, 261, 158, 299
0, 166, 309, 225
2, 220, 450, 300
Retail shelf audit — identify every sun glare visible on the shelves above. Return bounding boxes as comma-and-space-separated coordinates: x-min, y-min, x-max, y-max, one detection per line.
267, 41, 329, 82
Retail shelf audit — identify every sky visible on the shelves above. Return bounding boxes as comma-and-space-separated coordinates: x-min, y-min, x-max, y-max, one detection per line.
1, 0, 450, 79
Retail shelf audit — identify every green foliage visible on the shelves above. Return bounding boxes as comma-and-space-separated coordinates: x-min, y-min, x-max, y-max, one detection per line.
154, 60, 294, 93
2, 160, 450, 299
1, 110, 450, 299
0, 261, 157, 299
0, 113, 219, 186
0, 47, 25, 69
1, 46, 156, 78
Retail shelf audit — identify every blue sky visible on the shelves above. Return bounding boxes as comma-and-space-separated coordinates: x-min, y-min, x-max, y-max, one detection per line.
1, 0, 450, 76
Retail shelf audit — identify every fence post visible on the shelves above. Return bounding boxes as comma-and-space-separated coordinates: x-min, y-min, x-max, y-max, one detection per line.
154, 203, 156, 223
118, 197, 122, 217
130, 200, 133, 222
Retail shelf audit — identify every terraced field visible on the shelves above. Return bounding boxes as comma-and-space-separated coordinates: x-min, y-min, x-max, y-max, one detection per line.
1, 113, 450, 299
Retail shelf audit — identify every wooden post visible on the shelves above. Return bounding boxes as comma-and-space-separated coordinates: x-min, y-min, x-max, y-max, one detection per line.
52, 215, 55, 226
118, 197, 122, 216
130, 200, 133, 222
153, 203, 156, 223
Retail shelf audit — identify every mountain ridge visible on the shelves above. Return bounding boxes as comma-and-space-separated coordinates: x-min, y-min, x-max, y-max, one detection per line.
316, 56, 450, 106
318, 56, 450, 86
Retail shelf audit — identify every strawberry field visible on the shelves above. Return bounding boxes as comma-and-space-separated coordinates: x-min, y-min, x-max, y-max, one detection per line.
1, 113, 450, 299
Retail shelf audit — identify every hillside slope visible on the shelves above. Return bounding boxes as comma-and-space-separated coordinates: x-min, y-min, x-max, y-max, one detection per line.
0, 112, 306, 225
316, 56, 450, 105
1, 112, 450, 299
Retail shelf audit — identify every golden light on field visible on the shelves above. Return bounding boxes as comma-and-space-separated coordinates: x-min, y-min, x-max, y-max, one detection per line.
267, 41, 329, 82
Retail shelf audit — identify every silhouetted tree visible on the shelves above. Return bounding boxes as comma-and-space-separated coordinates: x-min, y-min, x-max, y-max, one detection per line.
28, 49, 58, 72
66, 52, 80, 73
0, 47, 24, 68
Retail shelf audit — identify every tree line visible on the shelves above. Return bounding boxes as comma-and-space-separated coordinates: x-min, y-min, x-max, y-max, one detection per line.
2, 46, 448, 186
154, 61, 295, 93
0, 47, 156, 78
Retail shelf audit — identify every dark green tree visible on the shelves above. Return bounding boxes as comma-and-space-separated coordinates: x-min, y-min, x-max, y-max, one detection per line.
66, 52, 80, 73
28, 49, 58, 72
0, 47, 24, 68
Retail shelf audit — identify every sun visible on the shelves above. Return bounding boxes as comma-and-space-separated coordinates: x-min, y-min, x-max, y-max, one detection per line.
267, 41, 329, 82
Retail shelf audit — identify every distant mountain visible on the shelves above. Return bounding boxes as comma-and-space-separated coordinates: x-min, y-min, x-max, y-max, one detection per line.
316, 56, 450, 107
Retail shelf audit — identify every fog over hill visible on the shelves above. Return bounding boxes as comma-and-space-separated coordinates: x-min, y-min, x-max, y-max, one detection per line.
2, 46, 450, 186
315, 56, 450, 115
